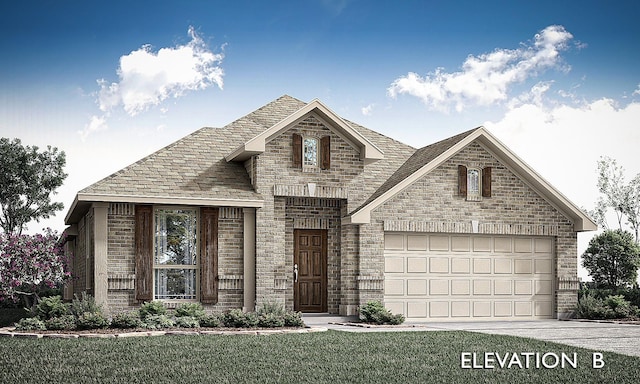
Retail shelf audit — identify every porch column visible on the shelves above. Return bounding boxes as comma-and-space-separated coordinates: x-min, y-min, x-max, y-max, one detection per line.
243, 208, 256, 312
92, 203, 109, 312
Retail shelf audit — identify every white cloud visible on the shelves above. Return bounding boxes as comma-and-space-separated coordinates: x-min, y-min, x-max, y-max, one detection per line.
78, 115, 108, 141
361, 103, 375, 116
633, 84, 640, 96
97, 26, 224, 117
388, 25, 574, 112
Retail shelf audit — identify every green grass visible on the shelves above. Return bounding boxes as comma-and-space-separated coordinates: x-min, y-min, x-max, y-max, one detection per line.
0, 330, 638, 383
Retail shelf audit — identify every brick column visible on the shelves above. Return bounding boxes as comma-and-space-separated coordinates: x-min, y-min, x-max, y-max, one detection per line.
243, 208, 256, 312
92, 203, 109, 313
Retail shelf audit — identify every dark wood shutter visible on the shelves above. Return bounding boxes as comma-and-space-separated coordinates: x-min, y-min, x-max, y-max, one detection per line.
135, 205, 153, 302
458, 165, 467, 197
482, 167, 492, 197
320, 135, 331, 170
292, 133, 302, 168
200, 207, 219, 304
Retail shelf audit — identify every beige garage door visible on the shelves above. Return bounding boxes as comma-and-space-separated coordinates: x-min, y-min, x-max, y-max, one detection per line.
383, 233, 554, 320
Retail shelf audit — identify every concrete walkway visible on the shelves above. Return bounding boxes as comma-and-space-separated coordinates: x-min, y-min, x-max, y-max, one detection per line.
302, 315, 640, 358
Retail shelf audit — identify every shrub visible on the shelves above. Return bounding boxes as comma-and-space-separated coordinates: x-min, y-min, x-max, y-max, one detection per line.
222, 309, 259, 328
174, 303, 206, 319
175, 316, 201, 328
139, 301, 167, 319
70, 292, 102, 318
257, 302, 286, 317
359, 301, 405, 325
44, 314, 77, 331
582, 230, 640, 289
200, 314, 222, 328
14, 317, 46, 331
283, 311, 305, 328
258, 313, 285, 328
76, 312, 109, 330
30, 295, 69, 320
575, 292, 640, 319
111, 311, 144, 329
142, 314, 175, 330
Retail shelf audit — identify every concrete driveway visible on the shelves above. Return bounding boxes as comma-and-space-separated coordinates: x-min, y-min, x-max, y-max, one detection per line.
302, 315, 640, 358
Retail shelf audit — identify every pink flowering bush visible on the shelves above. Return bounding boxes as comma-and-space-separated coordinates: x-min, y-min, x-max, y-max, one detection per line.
0, 228, 71, 303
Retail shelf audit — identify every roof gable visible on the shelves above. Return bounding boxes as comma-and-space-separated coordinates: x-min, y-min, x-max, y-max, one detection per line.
225, 99, 384, 164
347, 127, 597, 232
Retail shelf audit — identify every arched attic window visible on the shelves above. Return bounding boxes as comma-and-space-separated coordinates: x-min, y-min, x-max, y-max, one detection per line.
458, 165, 492, 200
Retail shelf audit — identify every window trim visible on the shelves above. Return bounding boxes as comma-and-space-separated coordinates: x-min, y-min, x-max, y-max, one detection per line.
466, 167, 482, 201
302, 136, 320, 168
152, 206, 200, 302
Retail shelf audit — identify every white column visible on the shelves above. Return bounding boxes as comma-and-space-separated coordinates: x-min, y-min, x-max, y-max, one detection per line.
243, 208, 256, 312
92, 203, 109, 312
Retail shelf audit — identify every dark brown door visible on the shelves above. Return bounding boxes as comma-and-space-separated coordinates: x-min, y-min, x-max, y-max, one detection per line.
294, 229, 327, 312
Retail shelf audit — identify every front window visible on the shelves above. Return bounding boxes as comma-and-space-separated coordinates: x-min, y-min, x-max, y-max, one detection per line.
154, 208, 198, 300
303, 137, 318, 167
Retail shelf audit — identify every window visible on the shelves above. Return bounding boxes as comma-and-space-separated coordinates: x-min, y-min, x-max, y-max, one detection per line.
154, 208, 198, 300
458, 165, 492, 200
467, 168, 481, 200
303, 137, 318, 167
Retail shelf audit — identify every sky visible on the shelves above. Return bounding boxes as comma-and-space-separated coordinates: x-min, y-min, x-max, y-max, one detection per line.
1, 1, 639, 278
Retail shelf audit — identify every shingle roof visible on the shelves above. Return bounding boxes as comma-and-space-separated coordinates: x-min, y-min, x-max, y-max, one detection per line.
79, 95, 307, 200
354, 127, 479, 211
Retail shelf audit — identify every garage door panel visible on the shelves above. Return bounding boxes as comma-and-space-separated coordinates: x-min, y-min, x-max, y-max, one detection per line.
429, 257, 449, 273
407, 279, 428, 295
429, 301, 449, 317
473, 258, 491, 274
385, 257, 404, 273
451, 280, 470, 295
407, 302, 427, 318
451, 301, 470, 317
407, 257, 427, 273
385, 279, 404, 295
451, 258, 470, 273
384, 233, 555, 321
429, 280, 449, 295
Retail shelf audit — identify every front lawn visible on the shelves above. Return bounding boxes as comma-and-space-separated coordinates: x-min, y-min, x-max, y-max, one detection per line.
1, 330, 638, 383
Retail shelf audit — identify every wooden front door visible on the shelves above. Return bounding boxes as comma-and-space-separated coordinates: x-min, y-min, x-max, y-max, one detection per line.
294, 229, 328, 312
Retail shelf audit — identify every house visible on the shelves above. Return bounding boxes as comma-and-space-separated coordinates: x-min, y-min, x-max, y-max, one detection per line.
63, 95, 596, 320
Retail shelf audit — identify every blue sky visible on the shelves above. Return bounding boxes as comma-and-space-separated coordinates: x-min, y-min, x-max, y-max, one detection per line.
1, 1, 640, 271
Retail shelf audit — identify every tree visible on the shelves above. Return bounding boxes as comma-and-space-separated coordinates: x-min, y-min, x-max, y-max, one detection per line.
589, 156, 640, 243
0, 229, 71, 305
582, 229, 640, 289
0, 138, 67, 235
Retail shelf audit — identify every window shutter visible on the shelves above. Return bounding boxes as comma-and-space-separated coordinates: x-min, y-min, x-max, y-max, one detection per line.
292, 133, 302, 168
482, 167, 492, 197
320, 135, 331, 170
200, 207, 219, 304
458, 165, 467, 197
135, 205, 153, 302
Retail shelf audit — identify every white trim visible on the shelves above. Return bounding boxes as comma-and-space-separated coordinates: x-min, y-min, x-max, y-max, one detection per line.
225, 99, 384, 163
78, 193, 263, 207
348, 127, 597, 232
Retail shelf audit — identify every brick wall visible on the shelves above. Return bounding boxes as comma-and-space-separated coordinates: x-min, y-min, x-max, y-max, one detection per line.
367, 141, 579, 317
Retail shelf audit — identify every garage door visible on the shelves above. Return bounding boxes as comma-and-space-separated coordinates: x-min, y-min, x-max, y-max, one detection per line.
383, 233, 554, 320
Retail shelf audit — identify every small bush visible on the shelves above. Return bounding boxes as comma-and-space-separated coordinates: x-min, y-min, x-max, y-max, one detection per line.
139, 301, 167, 319
174, 303, 206, 319
575, 292, 640, 319
70, 292, 102, 318
223, 309, 259, 328
76, 312, 109, 330
175, 316, 201, 328
257, 302, 286, 317
359, 301, 405, 325
142, 314, 175, 329
283, 311, 305, 327
31, 296, 69, 320
111, 311, 144, 329
15, 317, 46, 331
258, 312, 285, 328
44, 315, 77, 331
200, 314, 222, 328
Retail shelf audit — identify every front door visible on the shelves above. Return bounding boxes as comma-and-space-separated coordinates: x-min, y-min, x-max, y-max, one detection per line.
294, 229, 327, 312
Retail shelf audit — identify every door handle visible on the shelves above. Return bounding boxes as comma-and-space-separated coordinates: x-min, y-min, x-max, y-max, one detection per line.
293, 264, 298, 283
